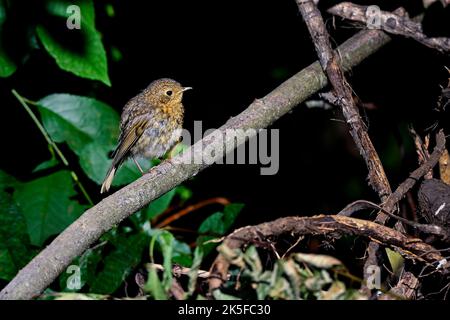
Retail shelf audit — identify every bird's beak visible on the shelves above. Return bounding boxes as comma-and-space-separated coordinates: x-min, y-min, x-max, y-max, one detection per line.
182, 87, 193, 92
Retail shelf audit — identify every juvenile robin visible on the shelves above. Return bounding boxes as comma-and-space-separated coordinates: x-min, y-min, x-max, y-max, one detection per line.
100, 78, 191, 193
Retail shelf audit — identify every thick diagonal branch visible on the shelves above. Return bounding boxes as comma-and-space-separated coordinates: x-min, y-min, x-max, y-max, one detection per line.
0, 28, 393, 300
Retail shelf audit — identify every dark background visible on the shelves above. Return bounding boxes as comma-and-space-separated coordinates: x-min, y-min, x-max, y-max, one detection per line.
1, 0, 449, 229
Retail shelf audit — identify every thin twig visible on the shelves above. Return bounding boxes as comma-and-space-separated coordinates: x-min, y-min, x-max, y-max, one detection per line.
409, 127, 432, 179
338, 199, 446, 237
154, 197, 230, 228
281, 236, 304, 259
328, 2, 450, 53
146, 263, 211, 279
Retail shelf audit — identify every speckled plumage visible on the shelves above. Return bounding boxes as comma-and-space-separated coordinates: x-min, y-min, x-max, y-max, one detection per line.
101, 78, 190, 193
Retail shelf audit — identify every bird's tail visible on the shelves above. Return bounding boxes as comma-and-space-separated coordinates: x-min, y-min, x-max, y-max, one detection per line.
100, 165, 116, 194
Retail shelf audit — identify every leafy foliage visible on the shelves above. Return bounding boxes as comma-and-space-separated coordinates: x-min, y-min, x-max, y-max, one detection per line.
37, 94, 119, 181
13, 171, 86, 246
0, 187, 34, 281
146, 230, 175, 299
36, 0, 110, 85
33, 157, 59, 173
0, 0, 246, 300
215, 245, 365, 300
0, 172, 35, 281
0, 0, 109, 84
187, 247, 203, 296
90, 233, 148, 294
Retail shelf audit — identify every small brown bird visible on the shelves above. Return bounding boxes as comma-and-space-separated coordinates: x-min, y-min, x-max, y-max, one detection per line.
101, 78, 191, 193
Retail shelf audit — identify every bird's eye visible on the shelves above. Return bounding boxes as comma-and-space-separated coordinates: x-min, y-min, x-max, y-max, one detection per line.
166, 90, 173, 96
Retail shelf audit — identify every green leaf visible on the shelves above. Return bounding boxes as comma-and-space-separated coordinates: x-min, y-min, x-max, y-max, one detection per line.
77, 143, 110, 184
385, 248, 404, 276
222, 203, 244, 231
156, 230, 174, 291
105, 4, 115, 18
36, 94, 121, 183
145, 188, 177, 220
13, 170, 86, 246
198, 203, 244, 235
243, 245, 263, 276
37, 94, 119, 154
172, 239, 192, 267
0, 50, 16, 77
257, 268, 278, 299
32, 157, 59, 173
197, 203, 244, 256
36, 0, 110, 85
147, 230, 177, 297
0, 190, 34, 281
0, 249, 15, 280
145, 265, 167, 300
199, 212, 224, 235
0, 170, 19, 190
187, 247, 203, 296
90, 233, 148, 294
282, 260, 302, 299
0, 2, 17, 77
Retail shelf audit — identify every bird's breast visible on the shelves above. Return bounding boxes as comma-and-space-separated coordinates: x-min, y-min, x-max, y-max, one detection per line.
131, 113, 183, 159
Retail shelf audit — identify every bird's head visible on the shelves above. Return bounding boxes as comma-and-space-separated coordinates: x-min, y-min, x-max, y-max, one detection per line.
143, 78, 192, 109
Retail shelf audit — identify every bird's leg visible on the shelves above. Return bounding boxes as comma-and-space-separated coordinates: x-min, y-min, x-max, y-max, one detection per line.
132, 156, 145, 175
166, 139, 182, 160
167, 144, 178, 160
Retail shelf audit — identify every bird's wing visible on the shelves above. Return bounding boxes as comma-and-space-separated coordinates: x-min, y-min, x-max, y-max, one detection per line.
111, 118, 149, 167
